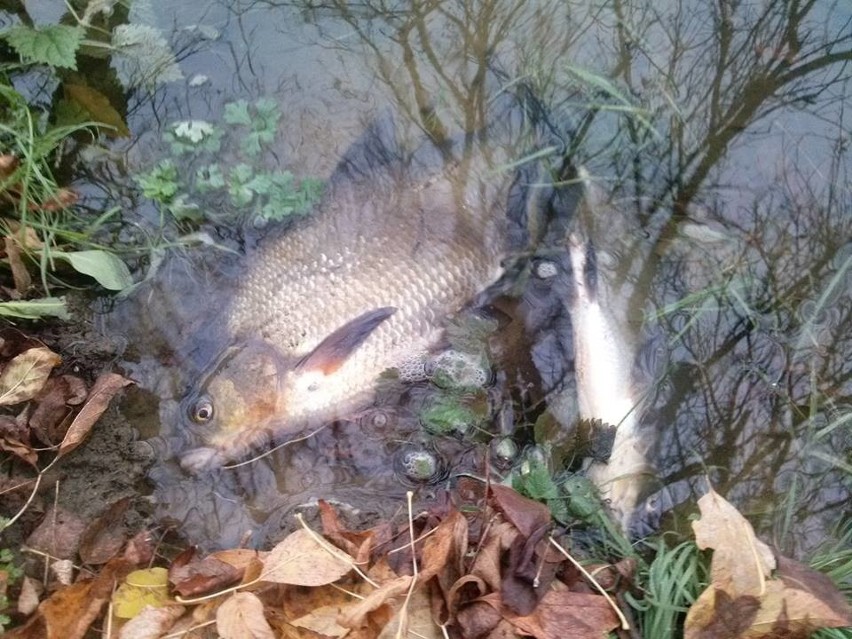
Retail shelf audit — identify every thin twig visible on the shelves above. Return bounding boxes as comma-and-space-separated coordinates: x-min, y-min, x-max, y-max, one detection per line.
224, 424, 330, 469
397, 491, 419, 639
548, 535, 630, 631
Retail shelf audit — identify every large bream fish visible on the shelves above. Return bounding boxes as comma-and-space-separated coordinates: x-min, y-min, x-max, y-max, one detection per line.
180, 103, 527, 469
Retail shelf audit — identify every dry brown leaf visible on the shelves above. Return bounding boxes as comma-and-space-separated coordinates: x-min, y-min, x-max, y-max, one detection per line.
723, 556, 852, 639
29, 375, 87, 446
0, 435, 38, 466
259, 528, 353, 586
216, 591, 275, 639
5, 235, 31, 293
170, 553, 243, 597
123, 530, 155, 565
79, 497, 131, 565
17, 576, 42, 615
686, 490, 852, 639
118, 603, 186, 639
291, 603, 350, 637
338, 574, 414, 629
470, 519, 517, 592
378, 586, 442, 639
64, 84, 131, 138
58, 372, 132, 458
5, 557, 134, 639
26, 505, 87, 560
0, 346, 61, 406
482, 589, 620, 639
490, 484, 552, 539
691, 488, 775, 597
213, 548, 269, 571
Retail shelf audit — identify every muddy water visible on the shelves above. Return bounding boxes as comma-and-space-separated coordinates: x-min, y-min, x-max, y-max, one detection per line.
92, 0, 851, 555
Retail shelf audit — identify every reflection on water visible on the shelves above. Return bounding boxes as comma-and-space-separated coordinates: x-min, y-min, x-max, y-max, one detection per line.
91, 0, 851, 554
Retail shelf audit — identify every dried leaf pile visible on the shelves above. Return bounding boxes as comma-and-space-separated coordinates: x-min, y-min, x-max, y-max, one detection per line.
1, 335, 850, 638
0, 333, 131, 471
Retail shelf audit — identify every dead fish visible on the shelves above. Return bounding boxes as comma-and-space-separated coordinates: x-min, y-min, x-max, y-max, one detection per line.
567, 178, 654, 529
180, 105, 527, 470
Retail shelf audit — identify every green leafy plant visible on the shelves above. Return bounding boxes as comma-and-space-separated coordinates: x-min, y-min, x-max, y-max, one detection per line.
136, 98, 325, 228
0, 542, 22, 633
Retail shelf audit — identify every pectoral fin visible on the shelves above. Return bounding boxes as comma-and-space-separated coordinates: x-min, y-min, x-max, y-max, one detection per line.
296, 307, 397, 374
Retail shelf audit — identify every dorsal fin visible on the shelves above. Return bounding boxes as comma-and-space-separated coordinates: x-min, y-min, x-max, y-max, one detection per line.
295, 307, 397, 375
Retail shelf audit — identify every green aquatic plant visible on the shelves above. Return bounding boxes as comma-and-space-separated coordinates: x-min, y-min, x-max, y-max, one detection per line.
137, 98, 325, 228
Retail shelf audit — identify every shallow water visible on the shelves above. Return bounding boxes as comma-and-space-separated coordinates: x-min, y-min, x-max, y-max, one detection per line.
11, 0, 848, 554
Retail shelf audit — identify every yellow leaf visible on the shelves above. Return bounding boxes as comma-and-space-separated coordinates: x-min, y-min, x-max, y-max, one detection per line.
112, 567, 171, 619
259, 528, 353, 586
0, 346, 61, 406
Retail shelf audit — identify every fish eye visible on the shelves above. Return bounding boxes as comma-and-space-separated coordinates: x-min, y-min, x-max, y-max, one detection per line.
189, 397, 215, 424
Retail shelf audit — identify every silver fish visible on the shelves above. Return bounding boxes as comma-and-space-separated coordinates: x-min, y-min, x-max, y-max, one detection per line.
180, 109, 525, 469
567, 172, 654, 529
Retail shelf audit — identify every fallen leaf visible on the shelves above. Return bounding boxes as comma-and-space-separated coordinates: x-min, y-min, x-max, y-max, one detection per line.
118, 604, 186, 639
490, 484, 552, 539
64, 83, 131, 137
17, 576, 42, 615
291, 603, 350, 637
216, 592, 275, 639
112, 567, 171, 619
378, 586, 442, 639
170, 552, 243, 597
259, 528, 353, 586
58, 372, 132, 458
212, 548, 268, 571
739, 557, 852, 638
482, 589, 620, 639
5, 235, 31, 293
26, 506, 87, 560
0, 435, 38, 466
338, 574, 414, 629
5, 557, 135, 639
691, 488, 775, 597
685, 489, 852, 639
456, 599, 504, 638
123, 529, 155, 565
29, 374, 87, 445
685, 587, 760, 639
79, 497, 130, 564
0, 346, 61, 406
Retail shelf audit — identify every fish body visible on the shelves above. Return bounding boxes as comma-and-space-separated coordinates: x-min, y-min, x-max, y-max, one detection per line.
566, 175, 653, 529
181, 110, 521, 469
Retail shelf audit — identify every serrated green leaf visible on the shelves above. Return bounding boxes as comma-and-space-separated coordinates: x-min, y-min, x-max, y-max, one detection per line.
0, 298, 70, 320
111, 23, 182, 88
53, 250, 133, 290
223, 100, 251, 126
3, 24, 83, 69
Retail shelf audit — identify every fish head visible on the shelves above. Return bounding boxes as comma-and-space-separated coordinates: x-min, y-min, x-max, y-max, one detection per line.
179, 307, 398, 472
179, 340, 291, 469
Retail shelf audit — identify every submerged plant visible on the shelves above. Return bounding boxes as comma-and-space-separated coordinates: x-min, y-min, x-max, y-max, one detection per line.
137, 98, 325, 229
